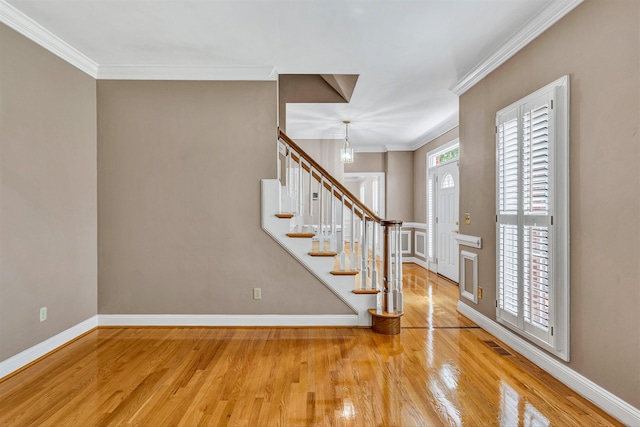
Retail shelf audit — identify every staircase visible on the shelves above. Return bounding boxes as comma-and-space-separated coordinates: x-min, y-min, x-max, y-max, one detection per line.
261, 131, 405, 333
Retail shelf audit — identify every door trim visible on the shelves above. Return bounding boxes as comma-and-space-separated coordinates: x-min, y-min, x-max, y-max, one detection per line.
426, 139, 460, 275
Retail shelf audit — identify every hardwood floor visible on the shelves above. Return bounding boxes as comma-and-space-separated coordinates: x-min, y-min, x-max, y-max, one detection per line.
0, 264, 622, 426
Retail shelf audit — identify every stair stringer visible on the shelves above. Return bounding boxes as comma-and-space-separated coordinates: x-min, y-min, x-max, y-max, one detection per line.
261, 179, 374, 327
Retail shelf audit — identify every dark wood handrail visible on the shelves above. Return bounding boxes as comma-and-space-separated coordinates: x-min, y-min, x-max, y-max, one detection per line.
278, 130, 383, 223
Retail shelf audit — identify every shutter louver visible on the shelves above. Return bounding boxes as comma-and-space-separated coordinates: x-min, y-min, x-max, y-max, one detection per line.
498, 117, 519, 215
523, 105, 550, 215
524, 226, 550, 329
499, 224, 519, 316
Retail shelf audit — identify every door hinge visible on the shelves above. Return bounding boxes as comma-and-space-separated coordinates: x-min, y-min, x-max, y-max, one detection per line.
435, 176, 438, 183
436, 217, 439, 223
495, 300, 498, 308
496, 215, 498, 222
435, 257, 438, 264
551, 326, 554, 336
551, 100, 554, 109
495, 125, 498, 133
551, 216, 554, 225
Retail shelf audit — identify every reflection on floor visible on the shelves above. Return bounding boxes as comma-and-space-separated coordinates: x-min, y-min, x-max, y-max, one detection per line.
0, 263, 623, 426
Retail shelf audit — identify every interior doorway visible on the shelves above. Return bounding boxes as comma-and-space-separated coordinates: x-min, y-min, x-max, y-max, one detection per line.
343, 173, 385, 241
426, 140, 460, 282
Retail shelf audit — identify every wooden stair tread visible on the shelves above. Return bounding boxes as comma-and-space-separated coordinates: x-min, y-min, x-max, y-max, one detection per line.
353, 289, 380, 294
308, 251, 338, 257
286, 233, 315, 238
276, 213, 294, 218
330, 270, 358, 276
368, 308, 404, 318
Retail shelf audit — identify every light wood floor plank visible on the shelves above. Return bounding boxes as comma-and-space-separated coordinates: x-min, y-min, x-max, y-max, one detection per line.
0, 264, 623, 426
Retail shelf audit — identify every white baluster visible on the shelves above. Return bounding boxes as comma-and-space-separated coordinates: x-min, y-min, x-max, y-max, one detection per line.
350, 203, 355, 271
361, 218, 369, 290
287, 148, 293, 214
330, 184, 336, 253
318, 177, 324, 251
298, 156, 304, 232
308, 166, 314, 235
372, 222, 378, 292
340, 195, 346, 270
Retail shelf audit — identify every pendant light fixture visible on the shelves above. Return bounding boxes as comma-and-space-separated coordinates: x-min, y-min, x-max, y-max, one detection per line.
340, 120, 354, 164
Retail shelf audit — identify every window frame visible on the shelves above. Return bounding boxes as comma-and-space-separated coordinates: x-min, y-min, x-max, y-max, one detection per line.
495, 75, 570, 361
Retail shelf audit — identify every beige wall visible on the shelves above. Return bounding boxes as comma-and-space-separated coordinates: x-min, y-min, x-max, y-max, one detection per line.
97, 81, 352, 315
386, 151, 414, 222
344, 152, 385, 174
295, 139, 344, 184
413, 127, 459, 223
0, 24, 97, 359
458, 0, 639, 407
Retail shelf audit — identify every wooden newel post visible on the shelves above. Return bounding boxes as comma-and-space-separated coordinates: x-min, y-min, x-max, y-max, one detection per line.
369, 219, 404, 335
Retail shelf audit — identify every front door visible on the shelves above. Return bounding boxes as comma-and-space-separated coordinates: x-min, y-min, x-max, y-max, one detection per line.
436, 160, 459, 282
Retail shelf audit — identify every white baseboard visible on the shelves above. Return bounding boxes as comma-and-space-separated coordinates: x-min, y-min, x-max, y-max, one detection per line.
403, 257, 428, 270
98, 314, 359, 327
457, 302, 640, 426
0, 313, 359, 379
0, 315, 98, 379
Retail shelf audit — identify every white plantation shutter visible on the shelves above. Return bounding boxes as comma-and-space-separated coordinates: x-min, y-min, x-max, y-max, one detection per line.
495, 76, 570, 360
522, 97, 552, 344
496, 107, 521, 329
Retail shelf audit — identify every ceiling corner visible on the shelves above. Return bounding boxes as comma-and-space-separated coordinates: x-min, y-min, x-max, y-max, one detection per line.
450, 0, 584, 96
0, 0, 99, 77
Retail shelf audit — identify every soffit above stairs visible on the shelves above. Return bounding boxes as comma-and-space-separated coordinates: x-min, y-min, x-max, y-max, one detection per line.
320, 75, 358, 103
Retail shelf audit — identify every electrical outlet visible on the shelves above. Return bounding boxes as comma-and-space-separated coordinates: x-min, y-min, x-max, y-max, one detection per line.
39, 307, 47, 322
478, 287, 483, 300
253, 288, 262, 300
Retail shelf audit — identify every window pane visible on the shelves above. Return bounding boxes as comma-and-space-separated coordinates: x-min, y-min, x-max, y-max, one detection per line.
441, 173, 454, 189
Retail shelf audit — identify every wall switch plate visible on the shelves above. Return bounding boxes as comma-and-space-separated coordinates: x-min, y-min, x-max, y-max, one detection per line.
253, 288, 262, 300
465, 213, 471, 225
39, 307, 47, 322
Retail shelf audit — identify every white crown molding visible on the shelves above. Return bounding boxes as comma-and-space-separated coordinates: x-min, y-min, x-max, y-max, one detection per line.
98, 314, 358, 327
97, 65, 278, 81
410, 115, 460, 151
450, 0, 584, 96
0, 0, 99, 77
457, 302, 640, 427
0, 316, 98, 379
353, 145, 388, 153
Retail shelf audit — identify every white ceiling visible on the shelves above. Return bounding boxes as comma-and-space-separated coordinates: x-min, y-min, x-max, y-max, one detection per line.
3, 0, 579, 150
